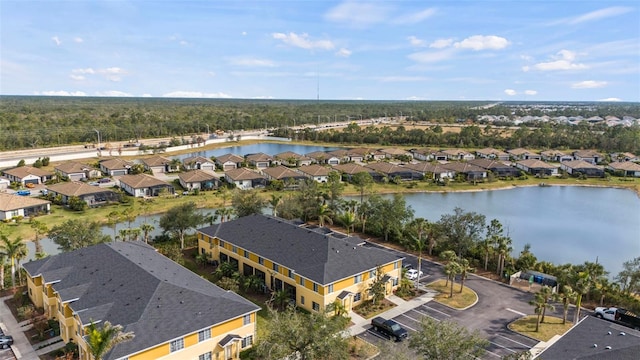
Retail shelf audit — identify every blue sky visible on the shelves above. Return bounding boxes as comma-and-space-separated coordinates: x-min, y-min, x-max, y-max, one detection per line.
1, 1, 639, 101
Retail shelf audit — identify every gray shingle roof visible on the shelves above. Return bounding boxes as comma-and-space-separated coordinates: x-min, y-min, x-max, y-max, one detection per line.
22, 241, 259, 360
198, 214, 402, 285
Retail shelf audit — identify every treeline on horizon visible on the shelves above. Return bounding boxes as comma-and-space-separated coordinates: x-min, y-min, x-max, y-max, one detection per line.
0, 96, 639, 153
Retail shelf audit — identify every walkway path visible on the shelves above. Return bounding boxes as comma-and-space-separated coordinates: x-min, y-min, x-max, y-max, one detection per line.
0, 296, 37, 359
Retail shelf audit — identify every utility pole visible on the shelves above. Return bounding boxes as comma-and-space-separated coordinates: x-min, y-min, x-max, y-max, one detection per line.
94, 129, 101, 149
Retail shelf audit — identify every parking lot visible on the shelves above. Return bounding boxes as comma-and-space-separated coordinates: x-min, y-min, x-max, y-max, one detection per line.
0, 348, 16, 360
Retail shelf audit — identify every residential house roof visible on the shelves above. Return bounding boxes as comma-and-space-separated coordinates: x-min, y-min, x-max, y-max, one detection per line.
118, 174, 171, 188
441, 162, 486, 173
541, 150, 568, 157
215, 153, 244, 164
327, 149, 349, 158
0, 193, 51, 212
99, 158, 133, 170
441, 148, 472, 156
468, 158, 513, 170
379, 148, 411, 156
296, 164, 331, 177
331, 163, 377, 175
517, 159, 558, 169
561, 160, 603, 170
261, 165, 306, 180
178, 170, 219, 183
224, 168, 266, 181
274, 151, 310, 161
476, 148, 509, 158
364, 162, 414, 175
198, 214, 402, 285
54, 162, 96, 174
245, 152, 272, 162
2, 166, 52, 178
182, 156, 213, 166
22, 241, 259, 360
305, 151, 333, 161
47, 181, 114, 197
608, 162, 640, 171
573, 150, 604, 158
507, 148, 538, 156
403, 162, 451, 174
141, 155, 171, 167
536, 316, 640, 360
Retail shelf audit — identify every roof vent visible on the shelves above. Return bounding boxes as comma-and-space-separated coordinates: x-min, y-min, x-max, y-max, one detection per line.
605, 346, 612, 350
619, 332, 626, 336
353, 247, 356, 250
180, 300, 184, 304
592, 344, 597, 348
607, 331, 612, 335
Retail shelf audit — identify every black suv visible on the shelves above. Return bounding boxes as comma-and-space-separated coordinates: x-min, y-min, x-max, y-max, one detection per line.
371, 316, 408, 341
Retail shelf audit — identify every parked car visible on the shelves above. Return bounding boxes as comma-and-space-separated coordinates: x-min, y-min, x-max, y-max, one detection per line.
16, 190, 31, 196
88, 182, 99, 186
405, 269, 423, 280
98, 178, 111, 183
0, 335, 14, 349
25, 182, 35, 188
371, 316, 408, 341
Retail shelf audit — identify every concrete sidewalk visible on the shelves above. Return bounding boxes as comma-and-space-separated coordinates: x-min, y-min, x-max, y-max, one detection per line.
0, 295, 37, 359
346, 287, 438, 336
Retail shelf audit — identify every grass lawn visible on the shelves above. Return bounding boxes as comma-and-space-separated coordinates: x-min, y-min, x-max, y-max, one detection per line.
508, 315, 573, 342
427, 279, 477, 309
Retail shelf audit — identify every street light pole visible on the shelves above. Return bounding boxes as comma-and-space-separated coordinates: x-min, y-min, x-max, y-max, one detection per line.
94, 129, 101, 149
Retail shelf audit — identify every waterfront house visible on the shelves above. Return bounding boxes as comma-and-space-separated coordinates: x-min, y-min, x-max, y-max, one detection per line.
441, 149, 475, 161
197, 214, 403, 314
223, 168, 267, 189
331, 163, 383, 182
119, 174, 175, 197
23, 241, 260, 360
305, 151, 341, 165
326, 149, 350, 163
507, 148, 541, 161
261, 165, 307, 186
182, 156, 216, 172
274, 151, 313, 167
142, 155, 176, 174
348, 148, 386, 162
610, 152, 640, 162
54, 162, 101, 181
515, 159, 559, 176
541, 150, 573, 163
379, 148, 413, 160
296, 164, 332, 183
469, 159, 520, 178
179, 170, 220, 191
245, 153, 273, 170
46, 182, 120, 207
573, 150, 604, 165
560, 160, 605, 177
0, 192, 50, 220
441, 162, 487, 181
364, 162, 422, 181
99, 158, 133, 176
475, 148, 510, 161
607, 161, 640, 177
215, 154, 245, 171
2, 166, 54, 186
403, 162, 454, 181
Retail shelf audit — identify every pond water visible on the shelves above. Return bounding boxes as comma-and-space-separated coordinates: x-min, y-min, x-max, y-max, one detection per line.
174, 143, 343, 160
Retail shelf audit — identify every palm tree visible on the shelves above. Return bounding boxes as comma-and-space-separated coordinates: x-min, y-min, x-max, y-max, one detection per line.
269, 194, 282, 217
458, 257, 474, 293
560, 285, 577, 325
30, 219, 48, 257
0, 235, 27, 289
529, 286, 556, 332
85, 321, 135, 360
0, 252, 6, 290
140, 223, 154, 244
215, 207, 235, 223
316, 204, 333, 227
495, 235, 512, 277
15, 242, 28, 285
573, 270, 592, 323
337, 211, 356, 235
441, 250, 460, 298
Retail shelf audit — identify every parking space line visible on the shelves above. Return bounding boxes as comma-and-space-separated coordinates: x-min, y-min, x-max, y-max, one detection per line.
393, 319, 417, 332
421, 304, 451, 317
365, 328, 390, 341
506, 308, 527, 316
488, 339, 516, 353
397, 313, 422, 326
484, 348, 503, 358
497, 334, 534, 348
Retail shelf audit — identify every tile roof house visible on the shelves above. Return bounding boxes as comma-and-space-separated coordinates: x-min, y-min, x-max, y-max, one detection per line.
331, 163, 384, 182
573, 150, 604, 165
296, 164, 332, 183
215, 154, 245, 171
607, 162, 640, 177
223, 168, 267, 190
274, 151, 313, 167
2, 166, 55, 186
536, 316, 640, 360
409, 148, 436, 162
441, 149, 475, 161
118, 174, 175, 197
515, 159, 559, 176
197, 214, 403, 315
468, 159, 521, 178
403, 162, 454, 181
379, 148, 413, 160
541, 150, 573, 163
179, 170, 220, 191
23, 241, 260, 360
364, 162, 423, 181
560, 160, 605, 177
475, 148, 510, 161
182, 156, 216, 172
261, 165, 307, 186
610, 152, 640, 162
141, 155, 176, 174
507, 148, 541, 161
347, 148, 386, 161
54, 162, 102, 181
305, 151, 341, 165
245, 153, 273, 170
46, 181, 120, 207
0, 192, 51, 220
99, 158, 133, 176
441, 162, 487, 181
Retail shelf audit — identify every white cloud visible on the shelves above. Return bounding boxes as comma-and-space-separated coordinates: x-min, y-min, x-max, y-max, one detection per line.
324, 1, 388, 27
95, 90, 133, 97
72, 67, 126, 81
208, 71, 216, 77
37, 90, 86, 96
569, 6, 633, 24
72, 68, 96, 74
252, 96, 275, 99
228, 57, 276, 67
52, 36, 61, 46
530, 50, 588, 71
272, 32, 335, 50
520, 54, 533, 61
162, 91, 232, 98
377, 76, 431, 82
597, 97, 622, 102
241, 31, 247, 36
408, 49, 455, 63
406, 96, 428, 100
408, 36, 425, 47
335, 48, 352, 57
74, 37, 83, 43
429, 38, 453, 49
504, 89, 517, 96
454, 35, 510, 50
572, 80, 607, 89
394, 8, 437, 24
70, 74, 85, 81
142, 93, 152, 97
179, 40, 188, 46
524, 90, 537, 95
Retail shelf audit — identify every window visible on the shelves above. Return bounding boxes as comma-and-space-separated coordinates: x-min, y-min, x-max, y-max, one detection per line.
220, 240, 225, 247
243, 314, 251, 325
273, 263, 279, 272
369, 269, 376, 278
299, 277, 304, 286
313, 283, 318, 292
199, 352, 212, 360
393, 261, 398, 269
354, 274, 362, 284
170, 338, 184, 352
312, 302, 320, 311
288, 269, 294, 279
198, 328, 211, 342
354, 292, 361, 302
301, 296, 305, 305
328, 284, 334, 293
244, 250, 249, 258
242, 335, 253, 348
232, 246, 237, 253
392, 277, 398, 286
258, 257, 264, 265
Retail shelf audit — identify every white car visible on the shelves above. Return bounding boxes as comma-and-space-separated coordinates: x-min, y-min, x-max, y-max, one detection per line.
405, 269, 423, 280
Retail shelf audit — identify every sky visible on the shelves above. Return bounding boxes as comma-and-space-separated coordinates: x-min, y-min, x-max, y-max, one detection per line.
1, 1, 639, 102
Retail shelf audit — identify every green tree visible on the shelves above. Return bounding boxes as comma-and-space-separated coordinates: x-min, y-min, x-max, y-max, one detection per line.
529, 285, 555, 332
441, 250, 460, 298
368, 265, 387, 305
351, 171, 373, 204
85, 321, 134, 360
337, 211, 356, 235
324, 171, 344, 210
106, 211, 123, 240
48, 220, 111, 251
404, 218, 429, 286
30, 219, 48, 258
616, 257, 640, 295
158, 202, 205, 249
437, 207, 486, 257
140, 223, 154, 244
257, 306, 349, 360
515, 244, 537, 272
458, 257, 474, 293
368, 194, 414, 242
316, 204, 333, 227
560, 285, 577, 325
0, 235, 27, 288
231, 189, 266, 218
483, 219, 503, 270
268, 194, 282, 217
409, 317, 488, 360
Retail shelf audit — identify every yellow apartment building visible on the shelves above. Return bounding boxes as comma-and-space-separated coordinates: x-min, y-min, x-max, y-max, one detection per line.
23, 241, 259, 360
197, 214, 403, 314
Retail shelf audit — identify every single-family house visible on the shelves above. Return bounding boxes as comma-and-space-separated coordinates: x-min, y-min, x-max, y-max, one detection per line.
119, 174, 175, 197
560, 160, 605, 177
607, 162, 640, 177
142, 155, 177, 174
46, 182, 120, 207
197, 214, 403, 314
0, 192, 51, 220
261, 165, 307, 186
331, 163, 383, 182
441, 162, 487, 181
23, 241, 260, 360
410, 148, 435, 162
54, 162, 102, 181
348, 148, 386, 162
573, 150, 604, 165
305, 151, 341, 165
99, 158, 133, 176
541, 150, 573, 163
182, 156, 216, 172
432, 151, 449, 162
403, 162, 454, 181
223, 168, 267, 190
475, 148, 510, 161
379, 148, 413, 161
0, 177, 10, 190
611, 152, 640, 162
2, 166, 54, 186
326, 149, 350, 163
364, 162, 422, 181
274, 151, 313, 167
441, 149, 475, 161
245, 153, 273, 170
469, 159, 520, 178
507, 148, 541, 161
296, 164, 332, 183
515, 159, 559, 176
215, 154, 245, 171
179, 170, 220, 191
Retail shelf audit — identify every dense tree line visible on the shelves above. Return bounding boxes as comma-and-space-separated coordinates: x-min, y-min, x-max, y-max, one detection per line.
1, 96, 638, 151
